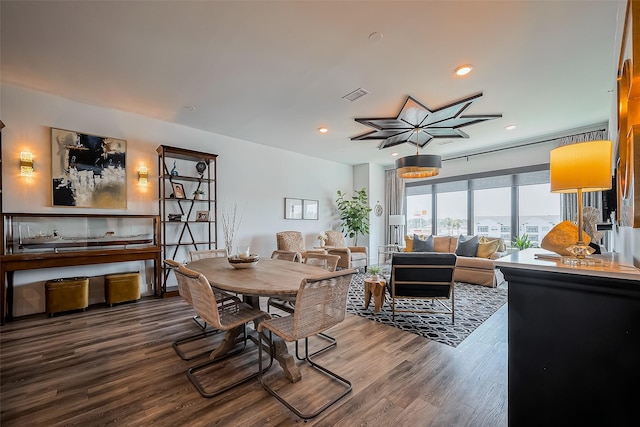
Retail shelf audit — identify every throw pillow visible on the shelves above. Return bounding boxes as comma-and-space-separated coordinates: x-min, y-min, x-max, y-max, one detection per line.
455, 234, 479, 257
477, 237, 500, 258
540, 220, 591, 256
412, 234, 434, 252
404, 234, 414, 252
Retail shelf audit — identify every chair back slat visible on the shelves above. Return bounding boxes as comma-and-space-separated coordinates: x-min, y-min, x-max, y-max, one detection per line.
165, 259, 192, 302
304, 253, 340, 272
190, 249, 228, 261
291, 270, 354, 340
271, 250, 300, 262
175, 265, 222, 328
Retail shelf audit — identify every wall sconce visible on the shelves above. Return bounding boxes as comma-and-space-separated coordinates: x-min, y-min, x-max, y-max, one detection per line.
138, 165, 148, 185
20, 152, 34, 176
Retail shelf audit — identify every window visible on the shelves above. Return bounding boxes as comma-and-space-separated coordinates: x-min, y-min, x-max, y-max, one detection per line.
406, 194, 432, 236
437, 191, 467, 236
474, 187, 511, 238
404, 164, 564, 247
518, 183, 561, 245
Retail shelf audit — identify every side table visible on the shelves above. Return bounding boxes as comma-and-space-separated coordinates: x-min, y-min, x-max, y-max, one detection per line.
364, 277, 386, 313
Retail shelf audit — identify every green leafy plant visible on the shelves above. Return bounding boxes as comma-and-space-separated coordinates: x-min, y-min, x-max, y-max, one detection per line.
336, 188, 372, 245
193, 189, 205, 195
368, 265, 382, 276
512, 234, 533, 250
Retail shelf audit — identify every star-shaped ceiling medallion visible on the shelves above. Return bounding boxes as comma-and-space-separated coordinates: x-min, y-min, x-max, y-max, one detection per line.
351, 93, 502, 149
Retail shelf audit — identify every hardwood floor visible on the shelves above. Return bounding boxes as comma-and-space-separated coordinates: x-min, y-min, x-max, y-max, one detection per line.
0, 296, 507, 426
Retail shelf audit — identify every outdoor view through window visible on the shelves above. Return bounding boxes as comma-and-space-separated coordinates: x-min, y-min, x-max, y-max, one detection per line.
406, 183, 561, 248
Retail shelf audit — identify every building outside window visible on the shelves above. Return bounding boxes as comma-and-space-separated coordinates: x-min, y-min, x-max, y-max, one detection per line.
406, 194, 432, 236
518, 183, 561, 246
474, 187, 511, 238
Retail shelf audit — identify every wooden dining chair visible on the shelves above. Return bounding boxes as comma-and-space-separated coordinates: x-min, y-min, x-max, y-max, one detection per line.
258, 269, 355, 420
167, 259, 237, 361
177, 265, 271, 398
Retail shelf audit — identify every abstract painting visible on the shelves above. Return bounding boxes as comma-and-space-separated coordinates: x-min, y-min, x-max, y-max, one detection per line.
51, 128, 127, 208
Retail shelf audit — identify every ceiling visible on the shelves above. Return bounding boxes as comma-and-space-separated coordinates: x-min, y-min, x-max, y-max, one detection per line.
0, 1, 622, 167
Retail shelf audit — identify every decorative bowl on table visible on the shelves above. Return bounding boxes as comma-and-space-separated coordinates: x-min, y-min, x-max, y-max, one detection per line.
227, 254, 260, 269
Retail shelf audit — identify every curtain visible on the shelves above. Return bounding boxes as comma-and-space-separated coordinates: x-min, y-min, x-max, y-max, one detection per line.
558, 129, 608, 238
385, 169, 405, 244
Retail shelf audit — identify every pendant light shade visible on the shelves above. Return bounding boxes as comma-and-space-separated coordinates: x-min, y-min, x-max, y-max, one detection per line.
395, 154, 442, 179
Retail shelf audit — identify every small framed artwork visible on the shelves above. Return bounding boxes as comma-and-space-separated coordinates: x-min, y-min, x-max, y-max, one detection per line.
196, 211, 209, 222
284, 198, 303, 219
172, 182, 185, 199
303, 199, 319, 220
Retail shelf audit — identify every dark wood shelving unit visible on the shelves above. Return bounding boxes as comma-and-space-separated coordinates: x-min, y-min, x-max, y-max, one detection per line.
157, 146, 218, 296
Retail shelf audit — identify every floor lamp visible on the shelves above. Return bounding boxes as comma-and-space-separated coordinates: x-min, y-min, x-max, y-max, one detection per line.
550, 140, 612, 265
389, 215, 406, 245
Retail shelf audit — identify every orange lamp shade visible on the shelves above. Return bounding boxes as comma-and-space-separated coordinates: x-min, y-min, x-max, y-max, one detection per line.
550, 140, 613, 193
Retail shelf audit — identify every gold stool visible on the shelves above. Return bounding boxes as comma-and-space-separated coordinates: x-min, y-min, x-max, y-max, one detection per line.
45, 277, 89, 317
104, 272, 140, 306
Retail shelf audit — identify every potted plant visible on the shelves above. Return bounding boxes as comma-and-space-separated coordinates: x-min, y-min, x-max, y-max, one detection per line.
193, 189, 205, 200
317, 232, 327, 247
368, 265, 382, 281
512, 233, 533, 250
335, 188, 372, 245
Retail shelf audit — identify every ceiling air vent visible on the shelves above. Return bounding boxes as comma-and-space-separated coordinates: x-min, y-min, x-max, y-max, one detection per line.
342, 88, 369, 102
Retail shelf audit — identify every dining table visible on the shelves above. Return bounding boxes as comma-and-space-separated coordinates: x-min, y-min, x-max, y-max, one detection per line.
186, 256, 335, 383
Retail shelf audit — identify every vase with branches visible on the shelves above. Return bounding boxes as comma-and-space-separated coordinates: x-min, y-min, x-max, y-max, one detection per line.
221, 202, 245, 257
336, 188, 372, 245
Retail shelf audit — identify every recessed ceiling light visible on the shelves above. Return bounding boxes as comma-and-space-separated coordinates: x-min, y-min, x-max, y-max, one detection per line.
505, 124, 517, 131
318, 127, 328, 133
454, 64, 473, 76
391, 152, 399, 156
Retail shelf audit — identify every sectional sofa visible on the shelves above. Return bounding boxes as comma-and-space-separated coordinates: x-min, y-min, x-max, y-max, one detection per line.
403, 234, 506, 287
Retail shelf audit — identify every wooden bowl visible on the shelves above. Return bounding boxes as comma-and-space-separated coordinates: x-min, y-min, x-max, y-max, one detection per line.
228, 255, 260, 269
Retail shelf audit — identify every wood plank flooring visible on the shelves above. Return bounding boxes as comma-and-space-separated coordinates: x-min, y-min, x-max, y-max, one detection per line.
0, 296, 507, 426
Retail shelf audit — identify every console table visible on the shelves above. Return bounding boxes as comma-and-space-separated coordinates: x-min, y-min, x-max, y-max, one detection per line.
495, 249, 640, 426
1, 213, 161, 324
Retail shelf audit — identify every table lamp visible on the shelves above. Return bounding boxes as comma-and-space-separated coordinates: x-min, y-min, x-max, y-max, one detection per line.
389, 214, 406, 245
550, 140, 612, 264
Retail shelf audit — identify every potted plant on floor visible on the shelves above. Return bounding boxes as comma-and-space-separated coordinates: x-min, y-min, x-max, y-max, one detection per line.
335, 188, 372, 245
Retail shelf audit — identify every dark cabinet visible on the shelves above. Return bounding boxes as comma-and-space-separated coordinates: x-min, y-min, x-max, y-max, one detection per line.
496, 250, 640, 426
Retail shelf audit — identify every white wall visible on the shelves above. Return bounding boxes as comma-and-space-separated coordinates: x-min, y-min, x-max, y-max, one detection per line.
1, 84, 355, 315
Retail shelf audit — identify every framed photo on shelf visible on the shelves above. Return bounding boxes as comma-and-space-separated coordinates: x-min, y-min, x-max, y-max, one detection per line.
303, 199, 319, 220
284, 198, 303, 219
171, 182, 185, 199
196, 211, 209, 222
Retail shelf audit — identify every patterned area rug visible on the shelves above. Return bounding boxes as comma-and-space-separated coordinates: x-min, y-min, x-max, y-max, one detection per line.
346, 274, 508, 347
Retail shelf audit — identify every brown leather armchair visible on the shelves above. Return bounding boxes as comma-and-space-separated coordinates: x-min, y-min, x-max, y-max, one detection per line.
324, 230, 368, 270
